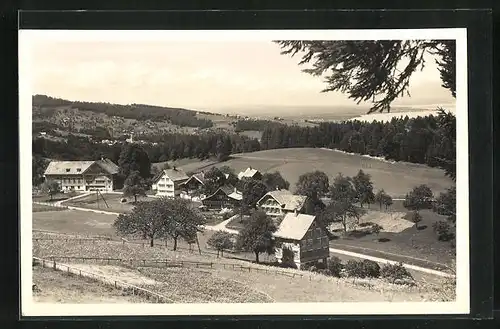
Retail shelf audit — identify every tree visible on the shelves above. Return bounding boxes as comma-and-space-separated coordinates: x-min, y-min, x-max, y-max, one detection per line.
261, 171, 290, 191
118, 143, 151, 180
375, 189, 393, 210
202, 167, 227, 195
325, 173, 363, 232
162, 198, 206, 251
207, 231, 234, 258
113, 200, 166, 247
409, 210, 423, 229
32, 155, 49, 186
403, 184, 434, 213
113, 198, 205, 248
219, 165, 239, 186
236, 210, 277, 263
42, 180, 61, 201
353, 169, 375, 207
433, 186, 456, 223
275, 40, 455, 113
123, 171, 148, 203
240, 178, 269, 210
216, 135, 232, 161
295, 171, 329, 199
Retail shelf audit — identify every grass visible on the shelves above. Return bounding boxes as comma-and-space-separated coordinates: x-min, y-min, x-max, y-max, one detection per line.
64, 193, 151, 214
33, 210, 118, 236
33, 203, 67, 212
32, 232, 454, 303
155, 148, 453, 198
32, 263, 149, 303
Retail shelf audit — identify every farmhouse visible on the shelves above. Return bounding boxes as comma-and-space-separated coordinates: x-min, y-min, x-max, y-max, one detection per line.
43, 158, 119, 192
257, 189, 308, 218
152, 167, 189, 198
273, 212, 330, 269
237, 167, 262, 180
179, 172, 206, 200
201, 185, 242, 210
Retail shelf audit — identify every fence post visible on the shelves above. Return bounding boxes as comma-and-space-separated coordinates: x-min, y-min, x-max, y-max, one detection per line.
248, 267, 251, 272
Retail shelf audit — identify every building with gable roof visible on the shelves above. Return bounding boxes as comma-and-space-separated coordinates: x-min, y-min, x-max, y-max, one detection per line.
43, 158, 119, 192
273, 212, 330, 269
151, 167, 189, 198
201, 184, 242, 210
256, 189, 308, 217
237, 167, 262, 180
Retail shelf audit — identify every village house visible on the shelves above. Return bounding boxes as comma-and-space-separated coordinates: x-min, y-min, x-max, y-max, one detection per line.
43, 158, 119, 192
273, 212, 330, 269
237, 167, 262, 180
201, 185, 242, 210
151, 167, 189, 198
179, 172, 206, 200
257, 189, 308, 218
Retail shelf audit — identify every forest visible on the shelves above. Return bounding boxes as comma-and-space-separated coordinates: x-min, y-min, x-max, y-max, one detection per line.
233, 119, 285, 132
260, 111, 455, 177
32, 95, 214, 129
33, 132, 261, 165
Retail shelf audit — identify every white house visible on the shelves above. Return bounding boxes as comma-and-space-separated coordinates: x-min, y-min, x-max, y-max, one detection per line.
256, 189, 308, 218
237, 167, 262, 180
152, 167, 189, 198
43, 158, 119, 192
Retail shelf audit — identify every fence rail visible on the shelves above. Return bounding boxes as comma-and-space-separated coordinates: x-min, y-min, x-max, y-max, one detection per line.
33, 256, 171, 303
39, 255, 319, 280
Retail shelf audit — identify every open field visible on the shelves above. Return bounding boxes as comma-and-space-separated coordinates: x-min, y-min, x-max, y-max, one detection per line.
154, 148, 453, 198
33, 203, 68, 212
63, 193, 151, 214
33, 210, 117, 236
32, 264, 149, 303
32, 232, 454, 303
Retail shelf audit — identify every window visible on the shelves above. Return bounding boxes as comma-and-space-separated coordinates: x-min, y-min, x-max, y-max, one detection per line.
66, 168, 70, 173
77, 186, 80, 189
76, 168, 81, 172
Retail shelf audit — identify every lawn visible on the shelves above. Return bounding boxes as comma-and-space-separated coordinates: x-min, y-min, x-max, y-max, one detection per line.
33, 210, 118, 237
155, 148, 453, 198
64, 193, 152, 214
32, 264, 149, 303
33, 203, 67, 212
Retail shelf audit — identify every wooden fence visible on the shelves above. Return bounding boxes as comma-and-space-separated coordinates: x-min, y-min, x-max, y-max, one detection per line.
33, 257, 171, 303
40, 255, 331, 281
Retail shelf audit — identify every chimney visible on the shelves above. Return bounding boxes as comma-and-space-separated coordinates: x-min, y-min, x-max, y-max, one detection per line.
276, 186, 279, 191
294, 209, 298, 216
173, 166, 177, 171
234, 187, 237, 193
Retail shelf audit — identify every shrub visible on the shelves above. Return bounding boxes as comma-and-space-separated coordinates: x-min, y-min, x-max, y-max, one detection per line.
362, 259, 381, 278
432, 220, 455, 241
371, 224, 383, 235
344, 259, 381, 278
344, 260, 368, 278
281, 246, 296, 268
380, 262, 414, 284
326, 256, 343, 277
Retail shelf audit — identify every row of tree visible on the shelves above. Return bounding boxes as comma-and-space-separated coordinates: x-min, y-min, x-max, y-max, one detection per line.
33, 95, 214, 128
32, 131, 261, 166
260, 110, 456, 180
233, 119, 284, 132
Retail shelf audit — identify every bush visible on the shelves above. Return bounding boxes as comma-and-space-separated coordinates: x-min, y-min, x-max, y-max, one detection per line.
344, 260, 367, 278
380, 262, 414, 284
362, 260, 381, 278
326, 256, 344, 277
432, 220, 455, 241
344, 260, 381, 278
281, 246, 296, 268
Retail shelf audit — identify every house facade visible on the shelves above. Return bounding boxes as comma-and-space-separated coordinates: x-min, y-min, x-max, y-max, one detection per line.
43, 158, 119, 192
179, 172, 205, 199
201, 185, 242, 210
152, 167, 189, 198
256, 190, 308, 218
273, 212, 330, 269
237, 167, 262, 180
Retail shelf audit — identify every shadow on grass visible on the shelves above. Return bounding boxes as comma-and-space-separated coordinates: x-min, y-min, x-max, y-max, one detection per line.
376, 238, 391, 243
417, 225, 428, 231
346, 230, 372, 238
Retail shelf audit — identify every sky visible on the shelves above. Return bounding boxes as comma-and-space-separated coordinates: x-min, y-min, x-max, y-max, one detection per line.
29, 39, 455, 114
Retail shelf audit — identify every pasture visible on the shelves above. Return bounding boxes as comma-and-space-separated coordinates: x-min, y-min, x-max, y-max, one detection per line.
32, 264, 149, 303
32, 232, 454, 303
64, 193, 152, 214
165, 148, 453, 198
